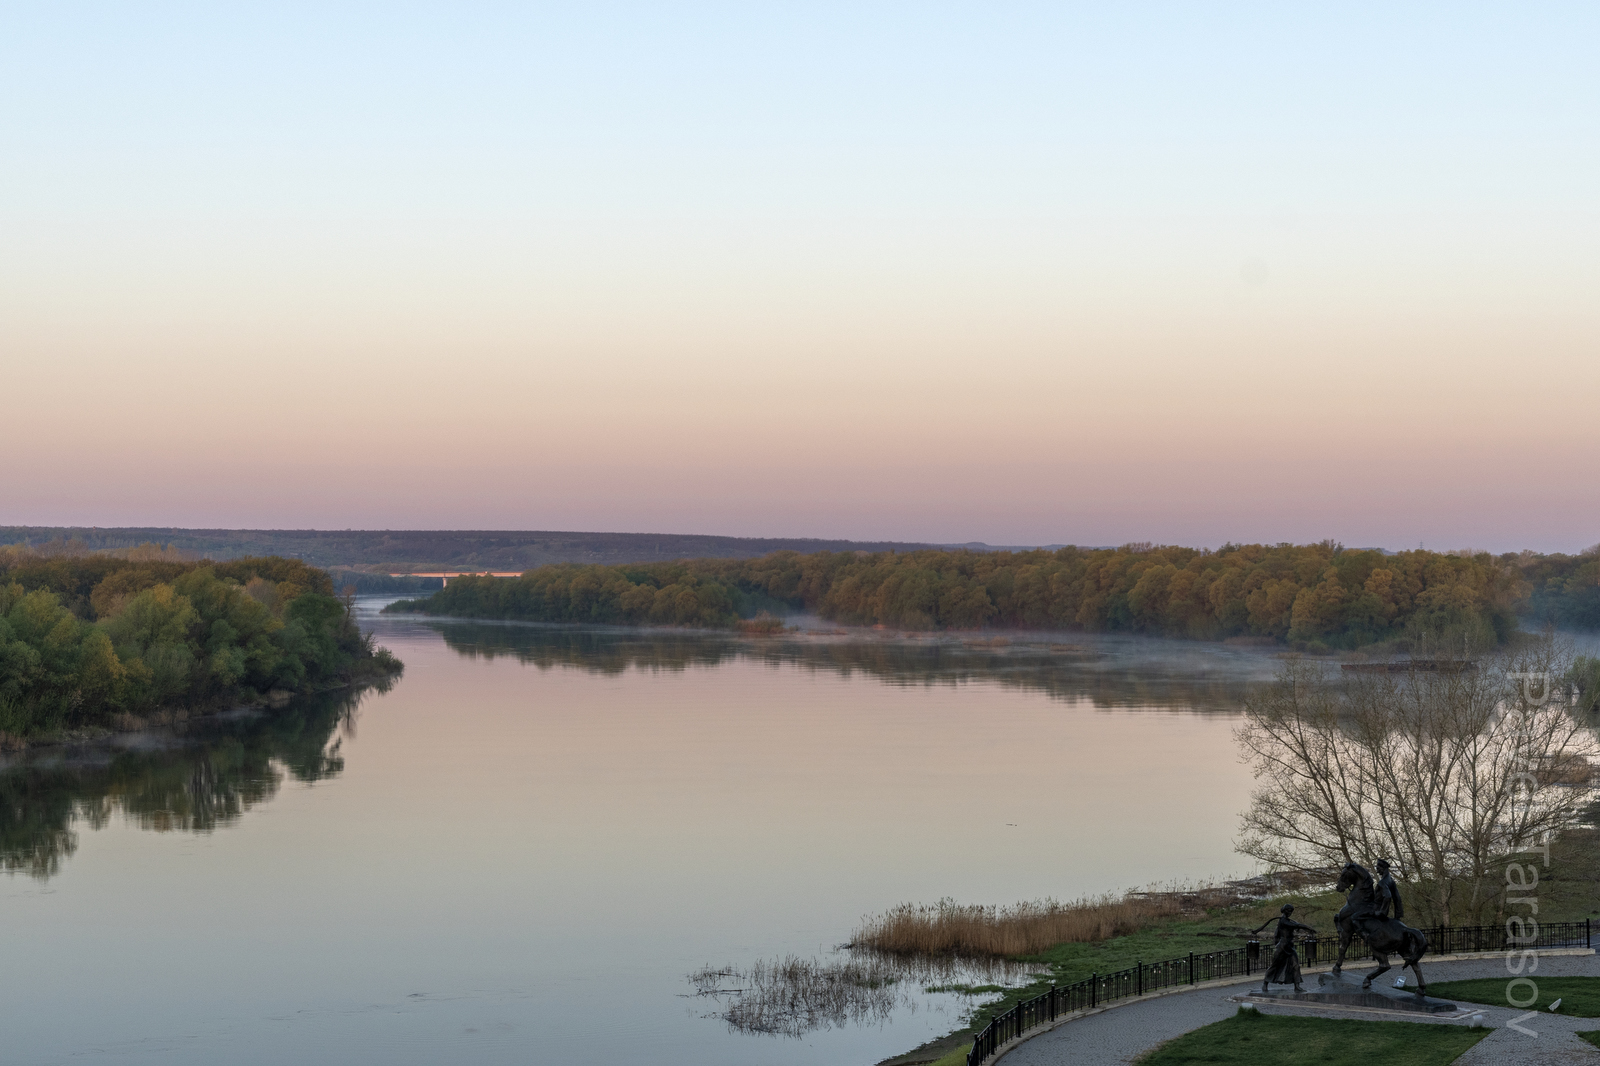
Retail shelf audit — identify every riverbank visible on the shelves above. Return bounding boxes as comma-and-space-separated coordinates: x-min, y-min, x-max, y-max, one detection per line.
874, 830, 1600, 1065
378, 542, 1581, 651
997, 954, 1599, 1066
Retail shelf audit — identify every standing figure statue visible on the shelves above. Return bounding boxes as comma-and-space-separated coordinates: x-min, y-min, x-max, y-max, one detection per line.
1331, 860, 1430, 992
1249, 904, 1316, 993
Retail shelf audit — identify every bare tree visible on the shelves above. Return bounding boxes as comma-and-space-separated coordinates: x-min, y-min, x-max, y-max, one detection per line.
1236, 635, 1598, 925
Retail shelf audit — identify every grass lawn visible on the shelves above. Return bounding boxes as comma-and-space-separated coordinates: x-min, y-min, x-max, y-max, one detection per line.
1137, 1010, 1488, 1065
1424, 977, 1600, 1017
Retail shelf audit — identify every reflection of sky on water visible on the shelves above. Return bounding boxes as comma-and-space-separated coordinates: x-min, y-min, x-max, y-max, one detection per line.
0, 604, 1262, 1065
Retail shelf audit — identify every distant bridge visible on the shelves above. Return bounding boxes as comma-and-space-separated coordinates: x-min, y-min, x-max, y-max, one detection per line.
389, 571, 524, 587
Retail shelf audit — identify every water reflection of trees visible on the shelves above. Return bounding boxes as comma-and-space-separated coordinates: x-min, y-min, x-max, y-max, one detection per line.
0, 682, 384, 880
426, 623, 1265, 713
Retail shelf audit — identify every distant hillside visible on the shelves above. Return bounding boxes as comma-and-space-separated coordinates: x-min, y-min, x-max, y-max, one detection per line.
0, 527, 944, 574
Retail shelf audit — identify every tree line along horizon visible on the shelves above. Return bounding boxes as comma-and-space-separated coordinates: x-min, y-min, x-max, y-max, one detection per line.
386, 541, 1600, 648
0, 548, 400, 738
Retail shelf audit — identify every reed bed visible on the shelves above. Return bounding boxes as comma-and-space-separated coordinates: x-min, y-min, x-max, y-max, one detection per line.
852, 894, 1188, 959
689, 952, 1055, 1036
735, 612, 788, 636
690, 955, 904, 1037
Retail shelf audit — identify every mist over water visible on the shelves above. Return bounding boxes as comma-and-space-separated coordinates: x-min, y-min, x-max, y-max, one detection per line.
425, 614, 1287, 713
0, 603, 1276, 1064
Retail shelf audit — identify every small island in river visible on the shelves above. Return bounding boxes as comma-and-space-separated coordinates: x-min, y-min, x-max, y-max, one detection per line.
0, 546, 401, 743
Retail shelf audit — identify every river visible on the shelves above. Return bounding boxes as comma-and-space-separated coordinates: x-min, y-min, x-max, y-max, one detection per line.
0, 601, 1285, 1064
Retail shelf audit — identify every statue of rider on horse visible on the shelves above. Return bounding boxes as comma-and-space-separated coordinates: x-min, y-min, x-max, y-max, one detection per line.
1332, 859, 1430, 993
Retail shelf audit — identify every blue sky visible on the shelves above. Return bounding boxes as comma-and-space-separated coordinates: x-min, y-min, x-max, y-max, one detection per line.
4, 3, 1597, 550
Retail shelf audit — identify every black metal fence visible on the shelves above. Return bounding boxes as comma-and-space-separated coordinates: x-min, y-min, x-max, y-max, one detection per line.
966, 918, 1592, 1066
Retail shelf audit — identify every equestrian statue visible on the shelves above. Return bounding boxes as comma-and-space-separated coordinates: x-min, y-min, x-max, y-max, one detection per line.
1331, 859, 1429, 993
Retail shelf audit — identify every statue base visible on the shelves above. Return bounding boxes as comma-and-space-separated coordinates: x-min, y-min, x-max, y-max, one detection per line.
1234, 972, 1458, 1014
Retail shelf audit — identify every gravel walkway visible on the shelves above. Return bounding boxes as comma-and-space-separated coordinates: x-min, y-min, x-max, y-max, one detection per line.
998, 952, 1600, 1066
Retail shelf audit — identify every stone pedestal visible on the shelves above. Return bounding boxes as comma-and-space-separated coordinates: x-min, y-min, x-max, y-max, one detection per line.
1238, 971, 1458, 1014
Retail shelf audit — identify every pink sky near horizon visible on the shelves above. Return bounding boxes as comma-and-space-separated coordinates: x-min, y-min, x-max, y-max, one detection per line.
4, 4, 1597, 554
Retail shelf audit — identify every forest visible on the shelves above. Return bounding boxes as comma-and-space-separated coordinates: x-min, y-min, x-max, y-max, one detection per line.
0, 546, 400, 738
386, 561, 756, 629
0, 526, 939, 574
385, 542, 1600, 649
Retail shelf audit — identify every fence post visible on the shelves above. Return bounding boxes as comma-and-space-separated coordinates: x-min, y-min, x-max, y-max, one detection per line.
1189, 952, 1195, 985
1137, 961, 1143, 996
1091, 972, 1097, 1008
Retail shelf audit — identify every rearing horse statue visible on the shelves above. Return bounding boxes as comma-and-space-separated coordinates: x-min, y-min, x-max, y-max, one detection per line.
1332, 861, 1430, 992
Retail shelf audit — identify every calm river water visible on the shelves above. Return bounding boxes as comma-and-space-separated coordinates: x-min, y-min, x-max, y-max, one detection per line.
0, 602, 1285, 1065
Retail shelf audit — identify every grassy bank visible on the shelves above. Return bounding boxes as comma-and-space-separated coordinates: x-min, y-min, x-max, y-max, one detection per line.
899, 889, 1349, 1046
879, 828, 1600, 1064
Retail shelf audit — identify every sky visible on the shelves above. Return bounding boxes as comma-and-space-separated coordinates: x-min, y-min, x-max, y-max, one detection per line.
3, 2, 1596, 552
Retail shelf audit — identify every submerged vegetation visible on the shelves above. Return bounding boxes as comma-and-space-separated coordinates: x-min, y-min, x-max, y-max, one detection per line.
689, 952, 1049, 1041
689, 956, 909, 1038
0, 545, 401, 738
386, 540, 1600, 648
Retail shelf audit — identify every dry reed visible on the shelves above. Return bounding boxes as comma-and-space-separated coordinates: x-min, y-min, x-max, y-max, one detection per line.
690, 955, 904, 1037
852, 894, 1186, 959
736, 612, 788, 636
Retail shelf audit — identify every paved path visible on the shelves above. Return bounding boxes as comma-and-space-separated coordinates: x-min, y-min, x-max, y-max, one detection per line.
999, 953, 1600, 1065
